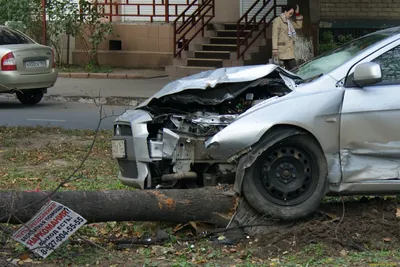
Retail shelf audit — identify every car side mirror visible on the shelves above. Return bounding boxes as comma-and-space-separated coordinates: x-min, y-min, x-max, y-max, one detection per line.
353, 62, 382, 87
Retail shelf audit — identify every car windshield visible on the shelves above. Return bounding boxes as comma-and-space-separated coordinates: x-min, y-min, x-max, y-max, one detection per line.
292, 32, 391, 81
0, 27, 34, 45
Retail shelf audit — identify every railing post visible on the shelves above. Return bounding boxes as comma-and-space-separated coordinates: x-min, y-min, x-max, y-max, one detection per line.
108, 0, 112, 22
201, 17, 204, 37
173, 22, 176, 57
172, 0, 216, 58
165, 0, 169, 23
237, 22, 240, 60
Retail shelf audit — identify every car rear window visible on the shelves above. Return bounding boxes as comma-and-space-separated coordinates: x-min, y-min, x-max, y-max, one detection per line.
0, 27, 34, 45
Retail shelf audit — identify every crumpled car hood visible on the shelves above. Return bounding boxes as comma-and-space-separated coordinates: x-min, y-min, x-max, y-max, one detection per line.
138, 64, 300, 108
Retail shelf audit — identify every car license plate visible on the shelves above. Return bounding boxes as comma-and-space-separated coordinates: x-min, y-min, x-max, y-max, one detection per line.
25, 61, 46, 68
112, 140, 126, 158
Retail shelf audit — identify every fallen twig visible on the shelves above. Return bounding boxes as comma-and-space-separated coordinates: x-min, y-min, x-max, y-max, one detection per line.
335, 196, 345, 240
75, 233, 109, 252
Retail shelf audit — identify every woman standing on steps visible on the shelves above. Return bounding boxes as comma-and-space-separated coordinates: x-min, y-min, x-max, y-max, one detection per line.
271, 4, 303, 70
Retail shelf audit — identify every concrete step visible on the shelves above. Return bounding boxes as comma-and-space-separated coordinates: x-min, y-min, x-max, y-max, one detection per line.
202, 44, 238, 52
173, 57, 187, 66
201, 44, 259, 58
177, 37, 210, 50
224, 23, 259, 31
210, 36, 267, 46
210, 37, 242, 45
194, 50, 231, 60
187, 58, 224, 68
217, 30, 252, 38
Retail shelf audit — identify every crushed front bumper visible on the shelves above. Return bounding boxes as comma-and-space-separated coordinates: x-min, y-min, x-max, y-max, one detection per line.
111, 110, 153, 189
112, 109, 203, 189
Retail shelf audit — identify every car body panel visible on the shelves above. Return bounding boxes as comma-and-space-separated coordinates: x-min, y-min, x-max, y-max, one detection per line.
205, 74, 344, 185
341, 86, 400, 183
340, 38, 400, 184
0, 26, 57, 92
0, 44, 54, 75
138, 64, 298, 107
329, 181, 400, 195
0, 70, 58, 92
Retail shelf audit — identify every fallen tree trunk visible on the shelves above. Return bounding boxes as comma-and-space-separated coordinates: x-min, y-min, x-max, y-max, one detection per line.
0, 188, 237, 227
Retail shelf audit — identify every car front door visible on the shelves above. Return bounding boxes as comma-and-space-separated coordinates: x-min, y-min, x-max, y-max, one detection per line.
340, 41, 400, 183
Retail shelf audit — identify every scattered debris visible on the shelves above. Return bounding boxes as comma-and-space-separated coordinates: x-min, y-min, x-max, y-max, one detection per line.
128, 99, 139, 107
156, 230, 170, 242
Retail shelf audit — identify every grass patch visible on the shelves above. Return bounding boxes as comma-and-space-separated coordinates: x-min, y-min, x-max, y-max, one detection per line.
281, 243, 400, 267
57, 64, 113, 73
2, 126, 400, 266
0, 126, 128, 191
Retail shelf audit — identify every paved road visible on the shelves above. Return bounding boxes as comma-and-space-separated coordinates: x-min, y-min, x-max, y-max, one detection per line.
48, 77, 170, 98
0, 77, 172, 129
0, 98, 131, 130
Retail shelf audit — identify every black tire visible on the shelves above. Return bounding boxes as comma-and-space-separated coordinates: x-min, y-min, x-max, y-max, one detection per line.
242, 133, 328, 220
16, 90, 44, 105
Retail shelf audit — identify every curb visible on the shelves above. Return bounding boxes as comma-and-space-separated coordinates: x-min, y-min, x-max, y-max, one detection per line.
58, 72, 168, 79
45, 95, 148, 106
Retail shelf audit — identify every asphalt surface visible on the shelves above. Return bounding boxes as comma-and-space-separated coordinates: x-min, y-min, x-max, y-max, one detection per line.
0, 97, 131, 130
48, 77, 170, 98
0, 76, 174, 130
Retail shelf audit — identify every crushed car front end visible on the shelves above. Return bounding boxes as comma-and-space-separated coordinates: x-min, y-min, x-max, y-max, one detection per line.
112, 64, 299, 189
112, 109, 154, 189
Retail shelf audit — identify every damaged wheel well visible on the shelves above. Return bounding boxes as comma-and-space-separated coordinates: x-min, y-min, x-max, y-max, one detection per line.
262, 124, 326, 155
233, 124, 328, 194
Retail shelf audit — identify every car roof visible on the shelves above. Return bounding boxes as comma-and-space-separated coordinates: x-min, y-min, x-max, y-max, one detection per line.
366, 26, 400, 37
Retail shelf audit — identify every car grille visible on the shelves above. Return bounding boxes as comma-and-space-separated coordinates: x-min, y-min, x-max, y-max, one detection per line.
118, 160, 139, 178
114, 124, 132, 136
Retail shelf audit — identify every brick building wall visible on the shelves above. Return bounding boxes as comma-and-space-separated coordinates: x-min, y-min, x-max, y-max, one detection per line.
320, 0, 400, 19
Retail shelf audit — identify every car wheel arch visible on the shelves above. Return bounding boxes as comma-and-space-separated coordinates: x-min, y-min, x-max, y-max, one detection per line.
232, 124, 328, 194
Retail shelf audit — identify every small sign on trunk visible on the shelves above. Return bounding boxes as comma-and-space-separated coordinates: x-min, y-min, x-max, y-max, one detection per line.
12, 201, 87, 258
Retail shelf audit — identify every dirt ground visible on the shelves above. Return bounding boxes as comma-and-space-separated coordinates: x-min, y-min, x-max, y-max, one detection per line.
1, 126, 400, 266
254, 197, 400, 259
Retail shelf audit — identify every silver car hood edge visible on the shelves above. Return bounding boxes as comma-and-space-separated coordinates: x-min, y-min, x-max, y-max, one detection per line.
137, 64, 299, 108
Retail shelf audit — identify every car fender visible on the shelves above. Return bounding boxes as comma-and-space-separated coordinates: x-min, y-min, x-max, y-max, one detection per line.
205, 87, 345, 192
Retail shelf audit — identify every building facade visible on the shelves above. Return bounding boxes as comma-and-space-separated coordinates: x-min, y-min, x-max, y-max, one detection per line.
67, 0, 400, 75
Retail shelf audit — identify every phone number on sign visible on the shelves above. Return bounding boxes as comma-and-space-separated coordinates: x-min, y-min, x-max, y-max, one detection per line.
38, 217, 85, 255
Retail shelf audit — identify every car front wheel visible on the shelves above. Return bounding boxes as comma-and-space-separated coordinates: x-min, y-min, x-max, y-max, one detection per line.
16, 90, 44, 105
242, 134, 328, 220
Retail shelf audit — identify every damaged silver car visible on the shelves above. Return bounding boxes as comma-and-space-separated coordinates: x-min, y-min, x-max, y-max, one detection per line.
112, 27, 400, 220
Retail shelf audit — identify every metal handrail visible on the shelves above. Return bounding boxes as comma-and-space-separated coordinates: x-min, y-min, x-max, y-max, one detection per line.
84, 0, 198, 23
173, 0, 215, 58
237, 0, 284, 60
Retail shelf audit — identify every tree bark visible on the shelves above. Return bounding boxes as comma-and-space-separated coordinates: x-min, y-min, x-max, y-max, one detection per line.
0, 188, 236, 227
